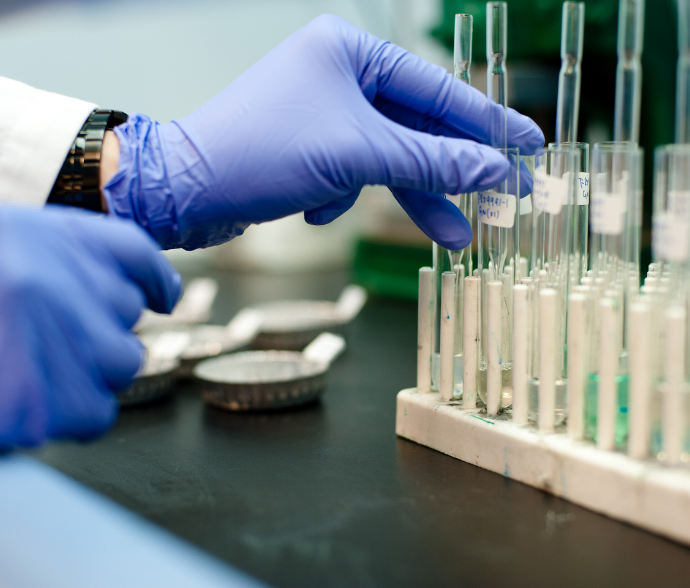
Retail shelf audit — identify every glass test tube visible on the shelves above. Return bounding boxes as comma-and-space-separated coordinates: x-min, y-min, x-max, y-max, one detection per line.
550, 143, 590, 290
586, 142, 643, 447
526, 145, 580, 424
677, 0, 690, 143
554, 2, 588, 290
555, 2, 585, 145
613, 0, 645, 144
477, 1, 515, 411
649, 145, 690, 460
478, 148, 520, 409
431, 14, 473, 394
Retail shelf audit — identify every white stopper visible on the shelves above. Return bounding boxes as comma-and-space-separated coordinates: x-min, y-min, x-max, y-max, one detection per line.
628, 300, 652, 459
463, 276, 480, 408
487, 280, 503, 416
597, 298, 619, 451
539, 288, 557, 433
663, 304, 686, 465
512, 284, 529, 424
567, 292, 588, 440
439, 271, 456, 401
417, 267, 434, 393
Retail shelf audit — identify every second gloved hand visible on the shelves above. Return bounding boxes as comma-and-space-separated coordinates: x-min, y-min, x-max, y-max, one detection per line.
105, 15, 544, 251
0, 207, 180, 448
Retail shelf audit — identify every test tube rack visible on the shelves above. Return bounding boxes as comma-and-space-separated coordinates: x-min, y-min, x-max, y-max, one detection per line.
397, 265, 690, 547
396, 389, 690, 546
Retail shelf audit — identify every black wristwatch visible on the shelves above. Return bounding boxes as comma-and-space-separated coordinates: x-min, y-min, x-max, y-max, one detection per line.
47, 109, 128, 213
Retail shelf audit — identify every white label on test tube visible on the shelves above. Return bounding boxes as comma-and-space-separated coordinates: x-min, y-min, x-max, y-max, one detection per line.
590, 192, 625, 235
478, 191, 516, 228
576, 172, 589, 205
562, 172, 590, 205
653, 213, 690, 263
533, 169, 566, 215
519, 195, 532, 215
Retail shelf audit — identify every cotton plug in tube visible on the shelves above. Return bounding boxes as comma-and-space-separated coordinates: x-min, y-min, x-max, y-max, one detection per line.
463, 276, 481, 408
567, 292, 588, 440
628, 300, 652, 459
539, 288, 558, 433
597, 297, 619, 451
487, 281, 503, 415
512, 284, 529, 424
440, 271, 456, 401
417, 267, 434, 393
663, 304, 686, 465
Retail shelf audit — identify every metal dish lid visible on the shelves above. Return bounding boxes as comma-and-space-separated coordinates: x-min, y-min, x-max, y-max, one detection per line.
248, 285, 367, 334
194, 351, 326, 384
136, 356, 180, 378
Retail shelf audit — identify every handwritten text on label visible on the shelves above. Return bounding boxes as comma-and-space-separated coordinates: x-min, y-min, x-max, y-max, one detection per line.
478, 191, 516, 228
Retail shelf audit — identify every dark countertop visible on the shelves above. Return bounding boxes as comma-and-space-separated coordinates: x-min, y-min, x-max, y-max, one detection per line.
35, 268, 690, 588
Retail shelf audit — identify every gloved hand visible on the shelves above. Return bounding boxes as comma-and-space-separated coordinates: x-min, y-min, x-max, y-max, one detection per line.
0, 207, 181, 448
105, 15, 544, 251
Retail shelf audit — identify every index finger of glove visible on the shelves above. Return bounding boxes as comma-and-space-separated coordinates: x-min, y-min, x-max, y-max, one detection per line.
346, 20, 544, 155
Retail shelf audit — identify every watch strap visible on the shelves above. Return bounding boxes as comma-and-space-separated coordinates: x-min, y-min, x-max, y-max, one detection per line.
47, 109, 128, 212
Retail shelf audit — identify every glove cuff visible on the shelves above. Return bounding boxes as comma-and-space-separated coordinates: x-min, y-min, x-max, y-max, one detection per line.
104, 114, 250, 250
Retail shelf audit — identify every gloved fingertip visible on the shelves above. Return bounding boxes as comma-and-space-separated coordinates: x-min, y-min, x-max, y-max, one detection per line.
436, 228, 473, 251
304, 210, 337, 226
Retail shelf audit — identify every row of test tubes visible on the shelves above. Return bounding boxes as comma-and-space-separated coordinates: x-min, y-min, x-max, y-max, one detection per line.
418, 0, 690, 465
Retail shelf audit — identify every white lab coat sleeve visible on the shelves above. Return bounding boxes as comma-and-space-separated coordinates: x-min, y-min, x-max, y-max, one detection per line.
0, 77, 97, 207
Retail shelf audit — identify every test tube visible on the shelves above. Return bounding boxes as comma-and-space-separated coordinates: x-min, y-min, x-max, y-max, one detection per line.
651, 145, 690, 300
585, 142, 643, 447
613, 0, 645, 144
649, 145, 690, 459
553, 3, 588, 289
478, 149, 520, 410
676, 0, 690, 143
476, 2, 514, 411
526, 145, 580, 425
431, 14, 474, 396
555, 2, 585, 145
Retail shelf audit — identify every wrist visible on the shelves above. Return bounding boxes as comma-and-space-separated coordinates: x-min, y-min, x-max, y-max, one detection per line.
99, 131, 120, 212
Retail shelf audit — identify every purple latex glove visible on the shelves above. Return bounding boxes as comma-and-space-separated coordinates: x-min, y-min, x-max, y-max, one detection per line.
105, 15, 544, 251
0, 207, 180, 448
